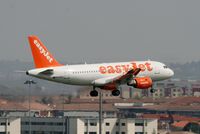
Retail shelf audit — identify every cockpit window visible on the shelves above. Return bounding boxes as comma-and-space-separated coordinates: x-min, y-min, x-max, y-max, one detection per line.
163, 65, 168, 69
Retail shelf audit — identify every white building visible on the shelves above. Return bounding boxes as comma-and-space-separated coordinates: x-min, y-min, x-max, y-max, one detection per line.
0, 117, 20, 134
21, 117, 65, 134
0, 109, 158, 134
152, 87, 165, 98
170, 87, 183, 98
69, 117, 157, 134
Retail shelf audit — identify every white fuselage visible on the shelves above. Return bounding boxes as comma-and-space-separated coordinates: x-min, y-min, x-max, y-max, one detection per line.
28, 61, 174, 86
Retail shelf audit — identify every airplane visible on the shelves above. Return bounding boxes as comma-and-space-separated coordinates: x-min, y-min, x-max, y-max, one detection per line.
26, 35, 174, 97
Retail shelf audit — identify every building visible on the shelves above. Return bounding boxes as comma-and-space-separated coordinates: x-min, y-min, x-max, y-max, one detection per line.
21, 117, 65, 134
152, 87, 165, 98
0, 117, 20, 134
20, 116, 157, 134
191, 83, 200, 96
141, 80, 195, 98
170, 87, 184, 98
69, 117, 157, 134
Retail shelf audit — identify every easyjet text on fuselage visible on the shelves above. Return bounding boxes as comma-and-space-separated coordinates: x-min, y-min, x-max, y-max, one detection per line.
99, 62, 153, 74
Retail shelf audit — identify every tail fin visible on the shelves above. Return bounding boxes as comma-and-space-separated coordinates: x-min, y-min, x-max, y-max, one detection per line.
28, 35, 62, 68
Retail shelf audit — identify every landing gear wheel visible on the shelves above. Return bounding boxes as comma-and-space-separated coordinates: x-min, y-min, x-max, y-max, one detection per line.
112, 89, 120, 96
150, 88, 155, 93
90, 90, 98, 97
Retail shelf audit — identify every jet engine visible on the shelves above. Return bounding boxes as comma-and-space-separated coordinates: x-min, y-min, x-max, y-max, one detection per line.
127, 77, 153, 89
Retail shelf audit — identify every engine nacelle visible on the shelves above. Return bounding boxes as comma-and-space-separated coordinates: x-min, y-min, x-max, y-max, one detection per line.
127, 77, 153, 89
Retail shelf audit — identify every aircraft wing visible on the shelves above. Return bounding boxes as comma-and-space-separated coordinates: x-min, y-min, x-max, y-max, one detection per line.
93, 68, 141, 86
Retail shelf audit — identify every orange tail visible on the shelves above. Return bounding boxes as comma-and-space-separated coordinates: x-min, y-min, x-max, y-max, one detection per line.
28, 35, 62, 68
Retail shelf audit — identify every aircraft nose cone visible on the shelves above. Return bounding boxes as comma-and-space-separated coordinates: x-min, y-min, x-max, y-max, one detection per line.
168, 69, 174, 77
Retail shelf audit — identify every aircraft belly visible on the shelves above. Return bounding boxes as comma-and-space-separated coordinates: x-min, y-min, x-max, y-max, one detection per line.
68, 75, 97, 85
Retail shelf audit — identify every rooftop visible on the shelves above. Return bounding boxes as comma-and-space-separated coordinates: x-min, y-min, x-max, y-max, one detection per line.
171, 121, 189, 128
142, 114, 200, 122
56, 103, 117, 112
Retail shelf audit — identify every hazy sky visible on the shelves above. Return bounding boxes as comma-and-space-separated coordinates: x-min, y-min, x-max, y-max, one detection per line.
0, 0, 200, 64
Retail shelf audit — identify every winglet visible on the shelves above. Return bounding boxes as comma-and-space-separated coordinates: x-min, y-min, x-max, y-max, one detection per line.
28, 35, 63, 68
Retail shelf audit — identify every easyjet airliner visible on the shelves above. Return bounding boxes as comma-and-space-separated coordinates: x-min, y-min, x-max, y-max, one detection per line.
26, 35, 174, 96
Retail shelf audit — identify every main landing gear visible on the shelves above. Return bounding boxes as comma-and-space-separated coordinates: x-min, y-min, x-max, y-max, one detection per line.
112, 89, 120, 96
90, 89, 98, 97
90, 87, 121, 97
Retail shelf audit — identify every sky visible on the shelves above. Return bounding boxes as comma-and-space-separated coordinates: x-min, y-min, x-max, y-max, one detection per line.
0, 0, 200, 64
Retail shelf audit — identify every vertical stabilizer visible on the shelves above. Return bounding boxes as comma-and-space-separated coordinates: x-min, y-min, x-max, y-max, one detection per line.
28, 35, 62, 68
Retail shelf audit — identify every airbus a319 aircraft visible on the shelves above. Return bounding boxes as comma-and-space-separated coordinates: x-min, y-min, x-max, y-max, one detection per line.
26, 35, 174, 97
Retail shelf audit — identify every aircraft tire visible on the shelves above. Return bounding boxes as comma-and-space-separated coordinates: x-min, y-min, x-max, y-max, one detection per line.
112, 89, 120, 96
150, 88, 155, 93
90, 90, 98, 97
